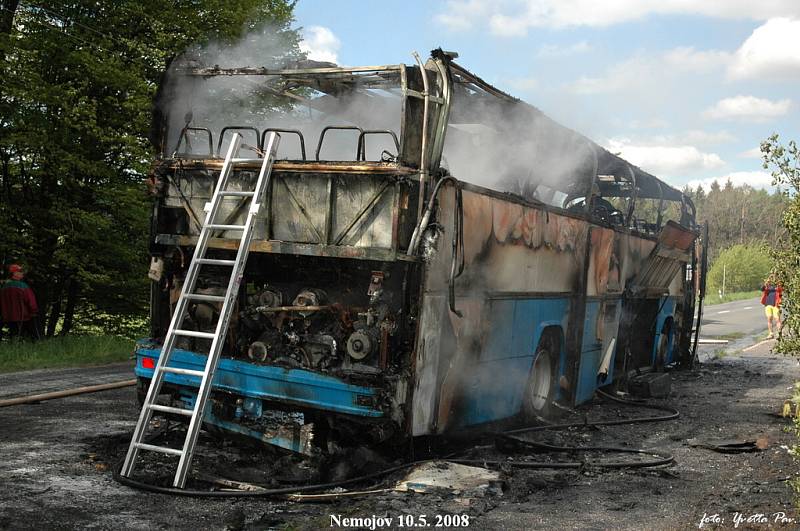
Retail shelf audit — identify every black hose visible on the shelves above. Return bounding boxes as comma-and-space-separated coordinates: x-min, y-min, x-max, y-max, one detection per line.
112, 459, 425, 498
489, 436, 674, 468
453, 448, 674, 470
111, 388, 678, 497
504, 396, 678, 435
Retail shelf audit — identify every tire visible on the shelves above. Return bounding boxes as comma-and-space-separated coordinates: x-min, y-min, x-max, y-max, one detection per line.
522, 334, 558, 420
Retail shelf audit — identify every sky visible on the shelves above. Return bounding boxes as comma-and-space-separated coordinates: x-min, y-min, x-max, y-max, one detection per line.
293, 1, 800, 191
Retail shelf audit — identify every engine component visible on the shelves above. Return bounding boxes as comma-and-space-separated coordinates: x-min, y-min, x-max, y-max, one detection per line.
191, 287, 225, 329
305, 334, 337, 368
248, 341, 268, 362
346, 329, 378, 360
367, 271, 384, 298
293, 288, 327, 316
255, 288, 283, 309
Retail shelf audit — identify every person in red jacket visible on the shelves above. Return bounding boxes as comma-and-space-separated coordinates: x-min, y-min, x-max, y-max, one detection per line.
760, 274, 783, 339
0, 264, 38, 340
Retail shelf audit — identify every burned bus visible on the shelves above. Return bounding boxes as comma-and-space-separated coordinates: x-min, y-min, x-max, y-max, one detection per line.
134, 50, 703, 454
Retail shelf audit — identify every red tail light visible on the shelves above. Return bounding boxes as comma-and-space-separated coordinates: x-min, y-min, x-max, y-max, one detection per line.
141, 357, 155, 369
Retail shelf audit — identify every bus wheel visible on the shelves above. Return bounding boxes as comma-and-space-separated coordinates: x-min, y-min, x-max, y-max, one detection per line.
522, 334, 558, 420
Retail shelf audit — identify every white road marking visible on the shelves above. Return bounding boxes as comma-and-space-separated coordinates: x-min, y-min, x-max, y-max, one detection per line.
743, 306, 753, 310
717, 310, 730, 314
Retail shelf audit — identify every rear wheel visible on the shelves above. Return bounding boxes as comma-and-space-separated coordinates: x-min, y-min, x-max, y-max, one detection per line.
522, 334, 558, 420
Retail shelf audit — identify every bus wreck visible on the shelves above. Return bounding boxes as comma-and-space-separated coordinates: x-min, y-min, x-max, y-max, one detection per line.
134, 49, 702, 457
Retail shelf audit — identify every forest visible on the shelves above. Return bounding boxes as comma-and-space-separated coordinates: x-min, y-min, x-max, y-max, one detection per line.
684, 179, 788, 262
0, 0, 301, 338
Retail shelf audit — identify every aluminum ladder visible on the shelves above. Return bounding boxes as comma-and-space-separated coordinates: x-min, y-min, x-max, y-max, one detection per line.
121, 132, 280, 488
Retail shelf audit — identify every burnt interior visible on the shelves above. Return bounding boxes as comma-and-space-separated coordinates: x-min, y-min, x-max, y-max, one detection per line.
150, 250, 420, 382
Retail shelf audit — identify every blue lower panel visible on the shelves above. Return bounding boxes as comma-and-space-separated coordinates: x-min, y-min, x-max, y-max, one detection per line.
653, 297, 677, 365
177, 392, 313, 454
576, 301, 604, 404
135, 347, 383, 418
456, 297, 569, 427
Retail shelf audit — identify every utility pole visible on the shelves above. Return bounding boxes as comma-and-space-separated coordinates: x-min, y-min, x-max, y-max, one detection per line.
722, 264, 726, 298
740, 202, 746, 244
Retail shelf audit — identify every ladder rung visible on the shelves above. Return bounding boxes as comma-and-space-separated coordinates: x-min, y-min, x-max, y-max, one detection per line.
135, 442, 184, 456
161, 366, 206, 378
219, 190, 255, 197
148, 404, 193, 416
184, 293, 225, 303
195, 258, 236, 266
207, 224, 246, 231
173, 329, 215, 339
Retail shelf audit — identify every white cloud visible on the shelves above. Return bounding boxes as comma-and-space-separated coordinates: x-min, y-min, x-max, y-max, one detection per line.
678, 130, 737, 146
537, 41, 590, 57
299, 26, 341, 64
616, 130, 735, 147
627, 118, 670, 130
686, 171, 774, 191
507, 77, 539, 91
570, 54, 652, 94
436, 1, 800, 35
663, 47, 731, 73
605, 137, 725, 177
703, 95, 792, 122
738, 147, 763, 158
728, 18, 800, 80
568, 47, 727, 95
434, 0, 493, 31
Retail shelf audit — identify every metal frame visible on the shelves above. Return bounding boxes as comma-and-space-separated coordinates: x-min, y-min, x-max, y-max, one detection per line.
217, 126, 260, 157
261, 128, 306, 160
357, 130, 401, 161
173, 127, 213, 158
315, 126, 364, 161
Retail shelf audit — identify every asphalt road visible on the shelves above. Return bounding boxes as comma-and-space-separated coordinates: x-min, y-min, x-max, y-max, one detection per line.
699, 296, 767, 339
1, 337, 797, 530
0, 361, 135, 400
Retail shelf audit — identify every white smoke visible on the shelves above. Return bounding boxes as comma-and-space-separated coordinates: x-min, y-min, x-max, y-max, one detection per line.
441, 89, 597, 205
160, 25, 400, 161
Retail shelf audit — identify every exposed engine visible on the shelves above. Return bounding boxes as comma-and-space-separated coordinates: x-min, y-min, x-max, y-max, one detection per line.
163, 254, 407, 379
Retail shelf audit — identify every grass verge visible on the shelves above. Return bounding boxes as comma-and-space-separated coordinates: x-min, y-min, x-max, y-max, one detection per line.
717, 331, 746, 341
0, 335, 135, 374
705, 290, 761, 306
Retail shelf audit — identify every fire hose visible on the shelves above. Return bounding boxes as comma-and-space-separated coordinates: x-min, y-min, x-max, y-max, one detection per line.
111, 389, 678, 498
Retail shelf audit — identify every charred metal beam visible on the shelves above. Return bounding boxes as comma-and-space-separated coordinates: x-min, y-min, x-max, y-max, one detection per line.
175, 65, 405, 76
156, 235, 419, 263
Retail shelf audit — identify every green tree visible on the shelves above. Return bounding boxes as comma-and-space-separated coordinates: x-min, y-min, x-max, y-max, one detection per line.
684, 179, 788, 262
706, 244, 771, 295
761, 134, 800, 354
0, 1, 300, 337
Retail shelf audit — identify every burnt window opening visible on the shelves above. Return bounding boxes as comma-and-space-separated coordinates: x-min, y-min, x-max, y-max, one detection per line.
159, 66, 407, 163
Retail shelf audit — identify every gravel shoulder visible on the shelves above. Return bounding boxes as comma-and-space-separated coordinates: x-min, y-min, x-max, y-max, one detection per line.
0, 340, 797, 530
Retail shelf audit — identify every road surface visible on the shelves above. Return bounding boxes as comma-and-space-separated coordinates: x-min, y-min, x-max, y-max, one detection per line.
700, 296, 766, 339
0, 361, 134, 400
0, 302, 796, 529
0, 337, 796, 529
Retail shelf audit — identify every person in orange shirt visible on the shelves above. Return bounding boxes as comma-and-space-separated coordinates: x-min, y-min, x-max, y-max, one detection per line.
760, 275, 783, 339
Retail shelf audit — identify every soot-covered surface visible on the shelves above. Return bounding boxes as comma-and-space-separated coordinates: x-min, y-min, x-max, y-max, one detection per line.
0, 341, 797, 530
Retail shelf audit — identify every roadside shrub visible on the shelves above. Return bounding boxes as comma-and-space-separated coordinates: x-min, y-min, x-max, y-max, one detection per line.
707, 244, 771, 294
762, 135, 800, 355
